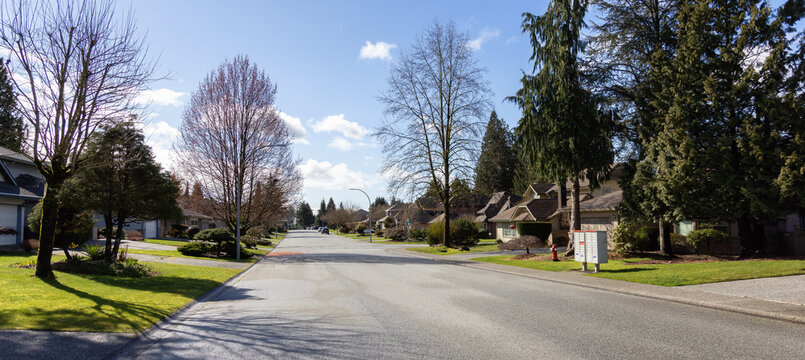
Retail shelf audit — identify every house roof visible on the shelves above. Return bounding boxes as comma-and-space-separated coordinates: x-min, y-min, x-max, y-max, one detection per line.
0, 147, 45, 200
525, 199, 560, 219
489, 198, 558, 222
529, 183, 555, 195
578, 190, 622, 212
475, 191, 523, 222
182, 207, 213, 219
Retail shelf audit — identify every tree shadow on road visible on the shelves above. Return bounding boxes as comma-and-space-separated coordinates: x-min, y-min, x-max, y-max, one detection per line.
114, 313, 431, 360
265, 252, 444, 265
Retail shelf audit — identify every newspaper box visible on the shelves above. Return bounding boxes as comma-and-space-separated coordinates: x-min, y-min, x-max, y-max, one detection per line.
573, 230, 608, 272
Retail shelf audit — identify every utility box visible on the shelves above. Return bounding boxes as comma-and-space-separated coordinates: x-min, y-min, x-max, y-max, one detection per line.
573, 230, 608, 272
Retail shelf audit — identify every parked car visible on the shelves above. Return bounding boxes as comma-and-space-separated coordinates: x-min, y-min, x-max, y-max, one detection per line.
321, 227, 329, 234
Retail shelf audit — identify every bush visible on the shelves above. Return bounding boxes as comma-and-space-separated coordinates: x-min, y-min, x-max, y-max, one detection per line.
686, 228, 729, 254
356, 224, 367, 236
339, 225, 349, 234
427, 219, 480, 247
125, 229, 143, 241
178, 241, 214, 257
220, 241, 255, 259
240, 235, 258, 249
384, 217, 397, 229
498, 235, 545, 254
168, 224, 189, 238
384, 226, 408, 241
376, 230, 384, 237
67, 257, 153, 277
612, 222, 655, 253
436, 246, 450, 252
187, 225, 201, 240
246, 226, 266, 238
255, 238, 273, 246
195, 228, 235, 242
410, 228, 425, 241
84, 244, 106, 261
670, 233, 692, 254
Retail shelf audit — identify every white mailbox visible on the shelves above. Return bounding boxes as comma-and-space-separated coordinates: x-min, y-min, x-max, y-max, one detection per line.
573, 230, 608, 272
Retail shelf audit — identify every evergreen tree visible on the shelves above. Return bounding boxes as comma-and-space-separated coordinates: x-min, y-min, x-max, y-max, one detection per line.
318, 199, 327, 225
474, 111, 516, 195
372, 197, 388, 207
327, 198, 336, 213
71, 120, 181, 262
296, 201, 315, 227
508, 0, 614, 255
0, 58, 24, 152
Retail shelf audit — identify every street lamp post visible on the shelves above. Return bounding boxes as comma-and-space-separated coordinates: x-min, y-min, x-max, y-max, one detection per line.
349, 188, 372, 243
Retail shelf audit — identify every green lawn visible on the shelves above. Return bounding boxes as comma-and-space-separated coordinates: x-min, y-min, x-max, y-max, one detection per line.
144, 238, 191, 247
472, 256, 805, 286
0, 252, 240, 332
127, 247, 271, 263
334, 231, 429, 245
407, 243, 502, 255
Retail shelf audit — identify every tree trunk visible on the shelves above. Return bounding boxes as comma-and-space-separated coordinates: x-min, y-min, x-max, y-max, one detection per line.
62, 248, 73, 261
739, 215, 766, 257
103, 213, 115, 263
564, 176, 581, 257
658, 217, 671, 256
111, 213, 127, 261
35, 181, 62, 279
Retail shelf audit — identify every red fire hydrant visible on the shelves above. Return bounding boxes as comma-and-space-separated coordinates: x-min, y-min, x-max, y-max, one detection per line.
551, 244, 559, 261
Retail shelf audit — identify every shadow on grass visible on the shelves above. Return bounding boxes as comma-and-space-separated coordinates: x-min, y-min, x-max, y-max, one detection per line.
0, 275, 255, 332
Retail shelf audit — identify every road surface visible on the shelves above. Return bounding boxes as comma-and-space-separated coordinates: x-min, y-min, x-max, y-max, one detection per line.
117, 230, 805, 359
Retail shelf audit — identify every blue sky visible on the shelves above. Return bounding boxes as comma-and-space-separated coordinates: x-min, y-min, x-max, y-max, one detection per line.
127, 0, 550, 211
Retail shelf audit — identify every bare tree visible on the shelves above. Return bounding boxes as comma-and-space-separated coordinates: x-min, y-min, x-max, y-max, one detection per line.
376, 20, 491, 247
0, 0, 155, 278
177, 55, 301, 258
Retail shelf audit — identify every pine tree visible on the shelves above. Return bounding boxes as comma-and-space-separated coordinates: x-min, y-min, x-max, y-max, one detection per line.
508, 0, 614, 255
327, 198, 336, 213
0, 58, 24, 152
474, 111, 516, 195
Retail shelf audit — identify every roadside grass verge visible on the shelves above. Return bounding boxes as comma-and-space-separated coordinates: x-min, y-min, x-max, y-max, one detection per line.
472, 256, 805, 286
144, 238, 191, 247
334, 231, 429, 245
127, 247, 271, 263
0, 252, 240, 332
407, 243, 501, 255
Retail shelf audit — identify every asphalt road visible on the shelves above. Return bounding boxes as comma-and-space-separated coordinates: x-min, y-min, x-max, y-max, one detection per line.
116, 230, 805, 360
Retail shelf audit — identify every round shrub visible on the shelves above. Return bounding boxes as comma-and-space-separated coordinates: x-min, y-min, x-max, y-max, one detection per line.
670, 233, 692, 254
410, 228, 425, 241
195, 228, 235, 242
255, 238, 273, 246
427, 219, 480, 247
187, 225, 201, 240
220, 242, 255, 259
376, 230, 384, 237
686, 228, 728, 254
240, 235, 258, 249
384, 217, 396, 228
355, 224, 367, 236
178, 241, 214, 257
384, 226, 408, 241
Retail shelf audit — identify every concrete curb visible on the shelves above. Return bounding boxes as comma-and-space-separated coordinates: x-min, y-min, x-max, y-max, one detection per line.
110, 235, 287, 358
389, 248, 805, 326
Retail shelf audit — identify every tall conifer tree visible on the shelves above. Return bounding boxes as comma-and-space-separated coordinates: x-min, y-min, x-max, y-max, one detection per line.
474, 111, 516, 195
0, 58, 24, 152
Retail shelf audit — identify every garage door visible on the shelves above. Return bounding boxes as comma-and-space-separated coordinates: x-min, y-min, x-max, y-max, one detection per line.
0, 204, 18, 246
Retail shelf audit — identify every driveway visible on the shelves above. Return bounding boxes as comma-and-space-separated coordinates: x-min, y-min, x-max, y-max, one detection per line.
114, 230, 805, 359
683, 274, 805, 306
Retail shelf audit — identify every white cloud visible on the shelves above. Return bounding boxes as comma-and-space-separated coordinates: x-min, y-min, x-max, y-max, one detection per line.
505, 36, 518, 44
135, 88, 186, 107
311, 114, 369, 140
298, 159, 374, 190
141, 120, 181, 169
359, 41, 397, 61
278, 111, 309, 145
328, 137, 374, 151
467, 28, 500, 51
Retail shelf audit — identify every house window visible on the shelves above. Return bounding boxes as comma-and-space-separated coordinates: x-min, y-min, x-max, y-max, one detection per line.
190, 220, 198, 226
502, 224, 516, 237
603, 187, 612, 194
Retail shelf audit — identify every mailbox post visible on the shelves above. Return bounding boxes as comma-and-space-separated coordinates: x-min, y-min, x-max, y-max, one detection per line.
573, 230, 608, 272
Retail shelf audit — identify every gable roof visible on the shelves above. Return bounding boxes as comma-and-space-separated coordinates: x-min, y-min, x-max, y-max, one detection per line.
0, 147, 45, 200
475, 191, 523, 222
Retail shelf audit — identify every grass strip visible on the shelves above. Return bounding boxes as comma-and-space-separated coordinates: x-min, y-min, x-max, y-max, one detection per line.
127, 247, 271, 263
0, 252, 240, 332
472, 255, 805, 286
407, 244, 502, 255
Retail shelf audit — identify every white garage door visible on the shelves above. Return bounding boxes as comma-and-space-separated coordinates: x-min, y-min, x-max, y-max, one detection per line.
144, 221, 157, 239
0, 204, 18, 246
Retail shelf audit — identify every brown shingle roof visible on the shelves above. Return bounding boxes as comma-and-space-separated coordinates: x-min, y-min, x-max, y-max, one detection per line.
525, 199, 559, 219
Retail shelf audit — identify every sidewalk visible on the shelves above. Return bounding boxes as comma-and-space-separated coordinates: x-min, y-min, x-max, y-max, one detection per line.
392, 248, 805, 325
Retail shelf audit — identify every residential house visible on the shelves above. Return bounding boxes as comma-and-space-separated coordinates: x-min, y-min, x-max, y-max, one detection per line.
377, 203, 407, 229
0, 146, 45, 248
475, 191, 522, 237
